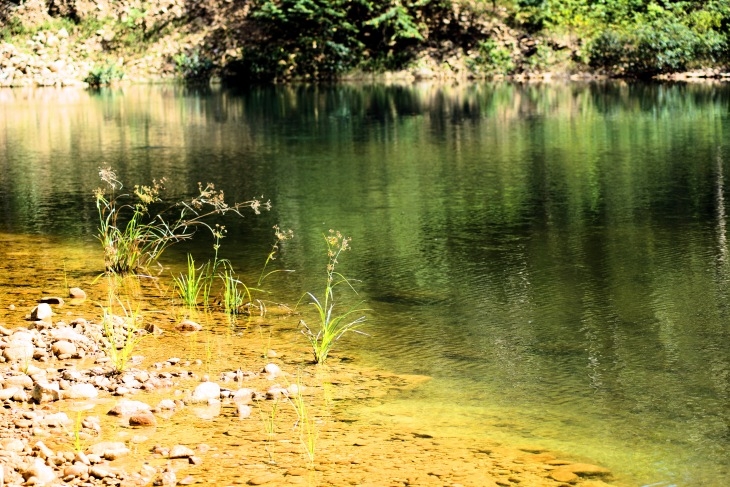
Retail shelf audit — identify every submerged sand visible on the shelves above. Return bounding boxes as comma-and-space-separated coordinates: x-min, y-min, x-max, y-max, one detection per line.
0, 233, 619, 487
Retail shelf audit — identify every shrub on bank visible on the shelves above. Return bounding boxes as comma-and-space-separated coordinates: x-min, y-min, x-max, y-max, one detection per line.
588, 17, 726, 77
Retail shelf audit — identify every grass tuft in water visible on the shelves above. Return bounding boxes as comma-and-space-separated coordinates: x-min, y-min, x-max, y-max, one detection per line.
94, 166, 269, 275
299, 230, 368, 364
99, 294, 148, 373
289, 377, 317, 467
172, 253, 209, 308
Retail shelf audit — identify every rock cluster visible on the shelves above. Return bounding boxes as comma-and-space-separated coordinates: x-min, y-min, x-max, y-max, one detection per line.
0, 0, 191, 87
0, 29, 92, 87
0, 292, 326, 486
0, 285, 620, 487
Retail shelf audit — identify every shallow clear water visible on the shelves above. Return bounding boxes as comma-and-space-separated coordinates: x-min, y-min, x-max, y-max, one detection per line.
1, 82, 729, 486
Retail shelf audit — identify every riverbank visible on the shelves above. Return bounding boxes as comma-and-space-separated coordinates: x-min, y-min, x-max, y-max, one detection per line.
0, 231, 621, 487
2, 0, 728, 88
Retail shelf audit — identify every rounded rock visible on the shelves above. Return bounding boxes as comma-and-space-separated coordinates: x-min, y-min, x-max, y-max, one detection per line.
129, 411, 157, 427
52, 340, 77, 357
191, 381, 220, 403
66, 383, 99, 399
31, 303, 53, 321
262, 363, 282, 377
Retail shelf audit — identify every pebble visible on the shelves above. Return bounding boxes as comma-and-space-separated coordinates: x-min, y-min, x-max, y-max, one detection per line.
30, 303, 53, 321
169, 445, 195, 458
262, 363, 282, 378
191, 381, 220, 403
248, 472, 280, 485
175, 319, 202, 332
68, 287, 87, 299
129, 411, 157, 427
108, 399, 152, 416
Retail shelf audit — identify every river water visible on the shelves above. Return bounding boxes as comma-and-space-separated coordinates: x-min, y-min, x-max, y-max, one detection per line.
0, 82, 728, 486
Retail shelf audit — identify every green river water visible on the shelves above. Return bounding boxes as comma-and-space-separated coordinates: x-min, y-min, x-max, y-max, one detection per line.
0, 82, 728, 486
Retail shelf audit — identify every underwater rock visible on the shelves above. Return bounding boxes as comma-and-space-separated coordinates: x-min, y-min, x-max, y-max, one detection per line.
175, 319, 202, 332
89, 441, 130, 460
232, 388, 254, 403
68, 287, 87, 299
191, 381, 220, 403
564, 463, 612, 477
169, 445, 194, 459
262, 363, 282, 378
236, 403, 252, 419
129, 411, 157, 427
108, 399, 152, 416
66, 383, 99, 399
247, 472, 280, 485
265, 385, 288, 400
550, 469, 579, 482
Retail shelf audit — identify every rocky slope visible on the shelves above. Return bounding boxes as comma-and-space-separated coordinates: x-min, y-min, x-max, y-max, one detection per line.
0, 0, 572, 87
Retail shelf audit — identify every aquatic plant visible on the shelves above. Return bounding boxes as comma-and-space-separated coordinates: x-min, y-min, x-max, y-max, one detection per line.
94, 167, 269, 275
172, 253, 210, 308
257, 225, 295, 286
219, 225, 294, 319
299, 230, 368, 364
99, 292, 147, 373
260, 398, 281, 464
289, 378, 317, 466
220, 267, 250, 316
71, 412, 85, 453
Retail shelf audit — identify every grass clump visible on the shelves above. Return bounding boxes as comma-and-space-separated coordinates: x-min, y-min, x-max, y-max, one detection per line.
99, 289, 147, 373
85, 62, 125, 87
94, 166, 269, 275
172, 253, 209, 308
299, 230, 368, 364
289, 378, 317, 466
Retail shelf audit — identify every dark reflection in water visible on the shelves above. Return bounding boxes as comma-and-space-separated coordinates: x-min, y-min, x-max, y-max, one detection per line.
0, 82, 729, 486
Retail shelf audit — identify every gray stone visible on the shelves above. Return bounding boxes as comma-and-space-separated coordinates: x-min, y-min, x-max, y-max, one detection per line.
89, 465, 114, 479
64, 462, 89, 478
23, 457, 57, 485
5, 374, 33, 389
0, 387, 20, 400
88, 441, 129, 460
32, 381, 60, 403
42, 412, 71, 427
